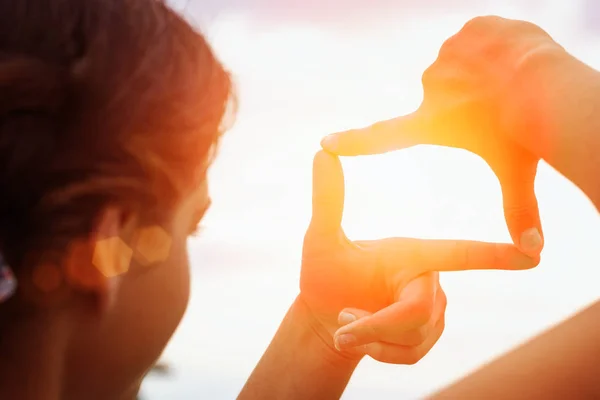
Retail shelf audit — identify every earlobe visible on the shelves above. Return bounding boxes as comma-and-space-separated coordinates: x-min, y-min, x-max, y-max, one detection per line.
64, 239, 117, 314
63, 206, 135, 314
91, 236, 130, 312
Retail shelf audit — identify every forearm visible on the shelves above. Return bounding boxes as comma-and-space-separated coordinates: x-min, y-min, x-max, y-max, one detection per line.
429, 300, 600, 399
238, 297, 360, 400
514, 47, 600, 208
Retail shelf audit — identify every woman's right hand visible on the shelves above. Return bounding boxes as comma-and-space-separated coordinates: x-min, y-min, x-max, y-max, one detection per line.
321, 16, 573, 260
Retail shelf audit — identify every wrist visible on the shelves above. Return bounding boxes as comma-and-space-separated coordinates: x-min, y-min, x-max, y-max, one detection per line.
292, 295, 363, 369
511, 45, 600, 207
239, 297, 360, 399
504, 42, 571, 159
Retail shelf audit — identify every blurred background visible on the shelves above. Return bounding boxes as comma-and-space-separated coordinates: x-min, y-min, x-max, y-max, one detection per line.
141, 0, 600, 398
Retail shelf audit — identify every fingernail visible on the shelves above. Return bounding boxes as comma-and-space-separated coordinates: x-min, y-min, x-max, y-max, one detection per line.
320, 134, 338, 149
520, 228, 543, 255
334, 333, 357, 351
338, 312, 357, 326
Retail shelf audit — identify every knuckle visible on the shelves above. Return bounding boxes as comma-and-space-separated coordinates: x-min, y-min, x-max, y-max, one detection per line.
503, 204, 538, 221
462, 15, 496, 32
461, 16, 482, 34
438, 15, 505, 64
512, 18, 548, 38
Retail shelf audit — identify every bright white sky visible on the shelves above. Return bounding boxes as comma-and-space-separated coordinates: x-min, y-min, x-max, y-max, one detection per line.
143, 1, 600, 399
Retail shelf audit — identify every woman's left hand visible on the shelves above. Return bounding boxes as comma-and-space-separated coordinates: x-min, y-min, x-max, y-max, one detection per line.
300, 151, 538, 364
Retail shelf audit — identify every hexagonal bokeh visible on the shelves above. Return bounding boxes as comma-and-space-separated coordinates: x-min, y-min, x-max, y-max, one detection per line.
92, 237, 133, 278
133, 225, 172, 266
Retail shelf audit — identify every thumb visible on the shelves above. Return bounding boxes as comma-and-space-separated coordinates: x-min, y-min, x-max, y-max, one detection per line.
498, 161, 544, 258
333, 274, 437, 349
306, 151, 346, 240
328, 308, 373, 358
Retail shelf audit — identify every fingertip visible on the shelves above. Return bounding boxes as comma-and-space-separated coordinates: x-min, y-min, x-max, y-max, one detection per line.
313, 148, 330, 162
334, 333, 358, 351
338, 311, 357, 326
320, 134, 340, 153
519, 227, 544, 257
313, 149, 342, 170
530, 254, 541, 268
333, 314, 373, 347
338, 306, 375, 328
334, 318, 361, 337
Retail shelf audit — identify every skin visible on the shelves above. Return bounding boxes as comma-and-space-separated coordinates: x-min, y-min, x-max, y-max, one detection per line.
431, 301, 600, 399
239, 151, 536, 399
0, 150, 536, 400
4, 13, 598, 400
0, 180, 210, 400
322, 15, 600, 399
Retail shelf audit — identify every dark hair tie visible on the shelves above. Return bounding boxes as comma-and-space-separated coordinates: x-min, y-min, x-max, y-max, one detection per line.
0, 253, 16, 303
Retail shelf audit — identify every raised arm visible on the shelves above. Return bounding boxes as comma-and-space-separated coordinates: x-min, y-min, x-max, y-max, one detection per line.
238, 298, 358, 400
322, 16, 600, 254
320, 15, 600, 399
239, 151, 537, 399
430, 300, 600, 399
514, 48, 600, 209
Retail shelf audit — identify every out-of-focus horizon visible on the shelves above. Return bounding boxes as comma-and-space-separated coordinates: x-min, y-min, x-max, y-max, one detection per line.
141, 1, 600, 398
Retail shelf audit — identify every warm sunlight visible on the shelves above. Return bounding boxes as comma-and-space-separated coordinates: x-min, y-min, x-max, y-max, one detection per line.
143, 3, 600, 399
5, 2, 600, 400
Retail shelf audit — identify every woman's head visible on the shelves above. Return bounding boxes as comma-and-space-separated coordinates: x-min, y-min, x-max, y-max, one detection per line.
0, 0, 231, 398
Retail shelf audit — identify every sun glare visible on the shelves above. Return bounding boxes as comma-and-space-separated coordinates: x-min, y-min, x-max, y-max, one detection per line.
202, 13, 516, 248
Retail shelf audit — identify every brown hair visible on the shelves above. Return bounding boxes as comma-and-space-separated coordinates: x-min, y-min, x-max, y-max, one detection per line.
0, 0, 232, 269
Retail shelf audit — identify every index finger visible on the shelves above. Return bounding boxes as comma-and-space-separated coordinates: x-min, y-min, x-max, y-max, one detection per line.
321, 111, 430, 156
363, 237, 539, 275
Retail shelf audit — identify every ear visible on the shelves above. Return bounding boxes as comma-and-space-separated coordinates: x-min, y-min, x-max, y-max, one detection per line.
63, 207, 137, 314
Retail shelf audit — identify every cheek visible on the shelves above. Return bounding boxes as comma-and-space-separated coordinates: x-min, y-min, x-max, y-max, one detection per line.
122, 237, 192, 350
65, 239, 191, 398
